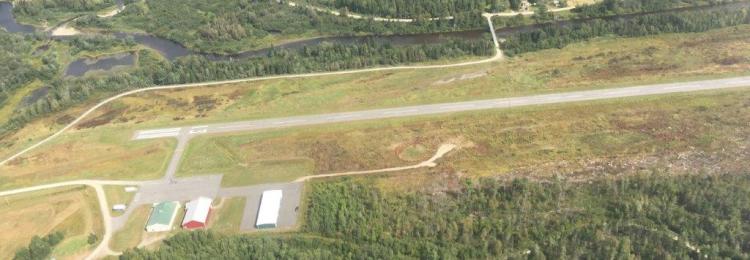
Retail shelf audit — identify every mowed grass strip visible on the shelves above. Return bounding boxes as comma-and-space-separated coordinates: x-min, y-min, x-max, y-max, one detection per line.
178, 88, 750, 183
208, 197, 247, 234
0, 186, 103, 259
110, 205, 150, 252
0, 126, 175, 190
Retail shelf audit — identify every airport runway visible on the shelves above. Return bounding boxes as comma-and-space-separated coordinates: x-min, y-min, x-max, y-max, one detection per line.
134, 76, 750, 140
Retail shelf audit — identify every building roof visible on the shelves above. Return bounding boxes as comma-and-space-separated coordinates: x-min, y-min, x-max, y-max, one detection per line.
256, 190, 283, 227
147, 201, 179, 227
182, 197, 213, 226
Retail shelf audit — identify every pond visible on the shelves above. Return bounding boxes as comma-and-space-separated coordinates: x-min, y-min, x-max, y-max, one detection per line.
64, 52, 136, 77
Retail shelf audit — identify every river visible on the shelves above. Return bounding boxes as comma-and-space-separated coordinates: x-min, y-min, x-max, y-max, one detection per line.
1, 1, 748, 76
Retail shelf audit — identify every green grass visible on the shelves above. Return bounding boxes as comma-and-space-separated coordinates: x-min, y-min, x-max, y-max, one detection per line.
178, 133, 314, 186
104, 185, 137, 217
0, 126, 174, 190
2, 26, 750, 187
218, 159, 313, 187
53, 235, 91, 257
177, 87, 750, 182
208, 197, 246, 233
110, 205, 149, 252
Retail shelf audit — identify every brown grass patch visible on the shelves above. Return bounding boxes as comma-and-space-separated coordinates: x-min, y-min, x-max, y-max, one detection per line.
0, 186, 102, 259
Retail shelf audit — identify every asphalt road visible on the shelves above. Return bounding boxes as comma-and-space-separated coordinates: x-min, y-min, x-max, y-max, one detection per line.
134, 76, 750, 140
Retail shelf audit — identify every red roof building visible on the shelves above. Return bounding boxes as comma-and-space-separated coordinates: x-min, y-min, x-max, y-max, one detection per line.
182, 197, 213, 229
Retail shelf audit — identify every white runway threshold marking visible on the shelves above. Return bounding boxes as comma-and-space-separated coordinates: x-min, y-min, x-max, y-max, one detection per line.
134, 127, 182, 140
188, 125, 208, 134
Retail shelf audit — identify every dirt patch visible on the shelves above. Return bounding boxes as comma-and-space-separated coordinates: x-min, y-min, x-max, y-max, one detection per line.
589, 61, 679, 80
166, 97, 189, 109
50, 23, 81, 36
714, 56, 748, 66
56, 114, 76, 125
193, 95, 219, 112
77, 106, 127, 129
609, 110, 699, 142
433, 70, 487, 85
395, 143, 429, 162
356, 72, 395, 84
308, 140, 362, 173
227, 89, 245, 100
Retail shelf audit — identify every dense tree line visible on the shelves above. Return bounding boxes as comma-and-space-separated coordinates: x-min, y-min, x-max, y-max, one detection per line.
13, 232, 64, 260
306, 0, 512, 18
121, 231, 400, 259
572, 0, 739, 18
121, 173, 750, 258
77, 0, 487, 54
0, 38, 493, 137
13, 0, 117, 17
502, 6, 750, 56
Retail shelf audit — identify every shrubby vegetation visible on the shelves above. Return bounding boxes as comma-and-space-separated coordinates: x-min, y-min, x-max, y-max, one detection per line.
121, 173, 750, 258
13, 232, 64, 260
0, 37, 494, 137
0, 33, 56, 107
62, 35, 137, 54
503, 6, 750, 56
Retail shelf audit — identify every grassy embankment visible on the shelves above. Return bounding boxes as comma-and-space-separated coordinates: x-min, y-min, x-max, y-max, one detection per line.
0, 186, 103, 259
1, 25, 749, 188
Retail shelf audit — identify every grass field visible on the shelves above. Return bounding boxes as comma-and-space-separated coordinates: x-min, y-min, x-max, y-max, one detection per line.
103, 185, 137, 217
208, 197, 246, 233
1, 26, 750, 188
179, 88, 750, 186
109, 205, 149, 252
0, 186, 103, 259
0, 126, 174, 190
58, 25, 750, 128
